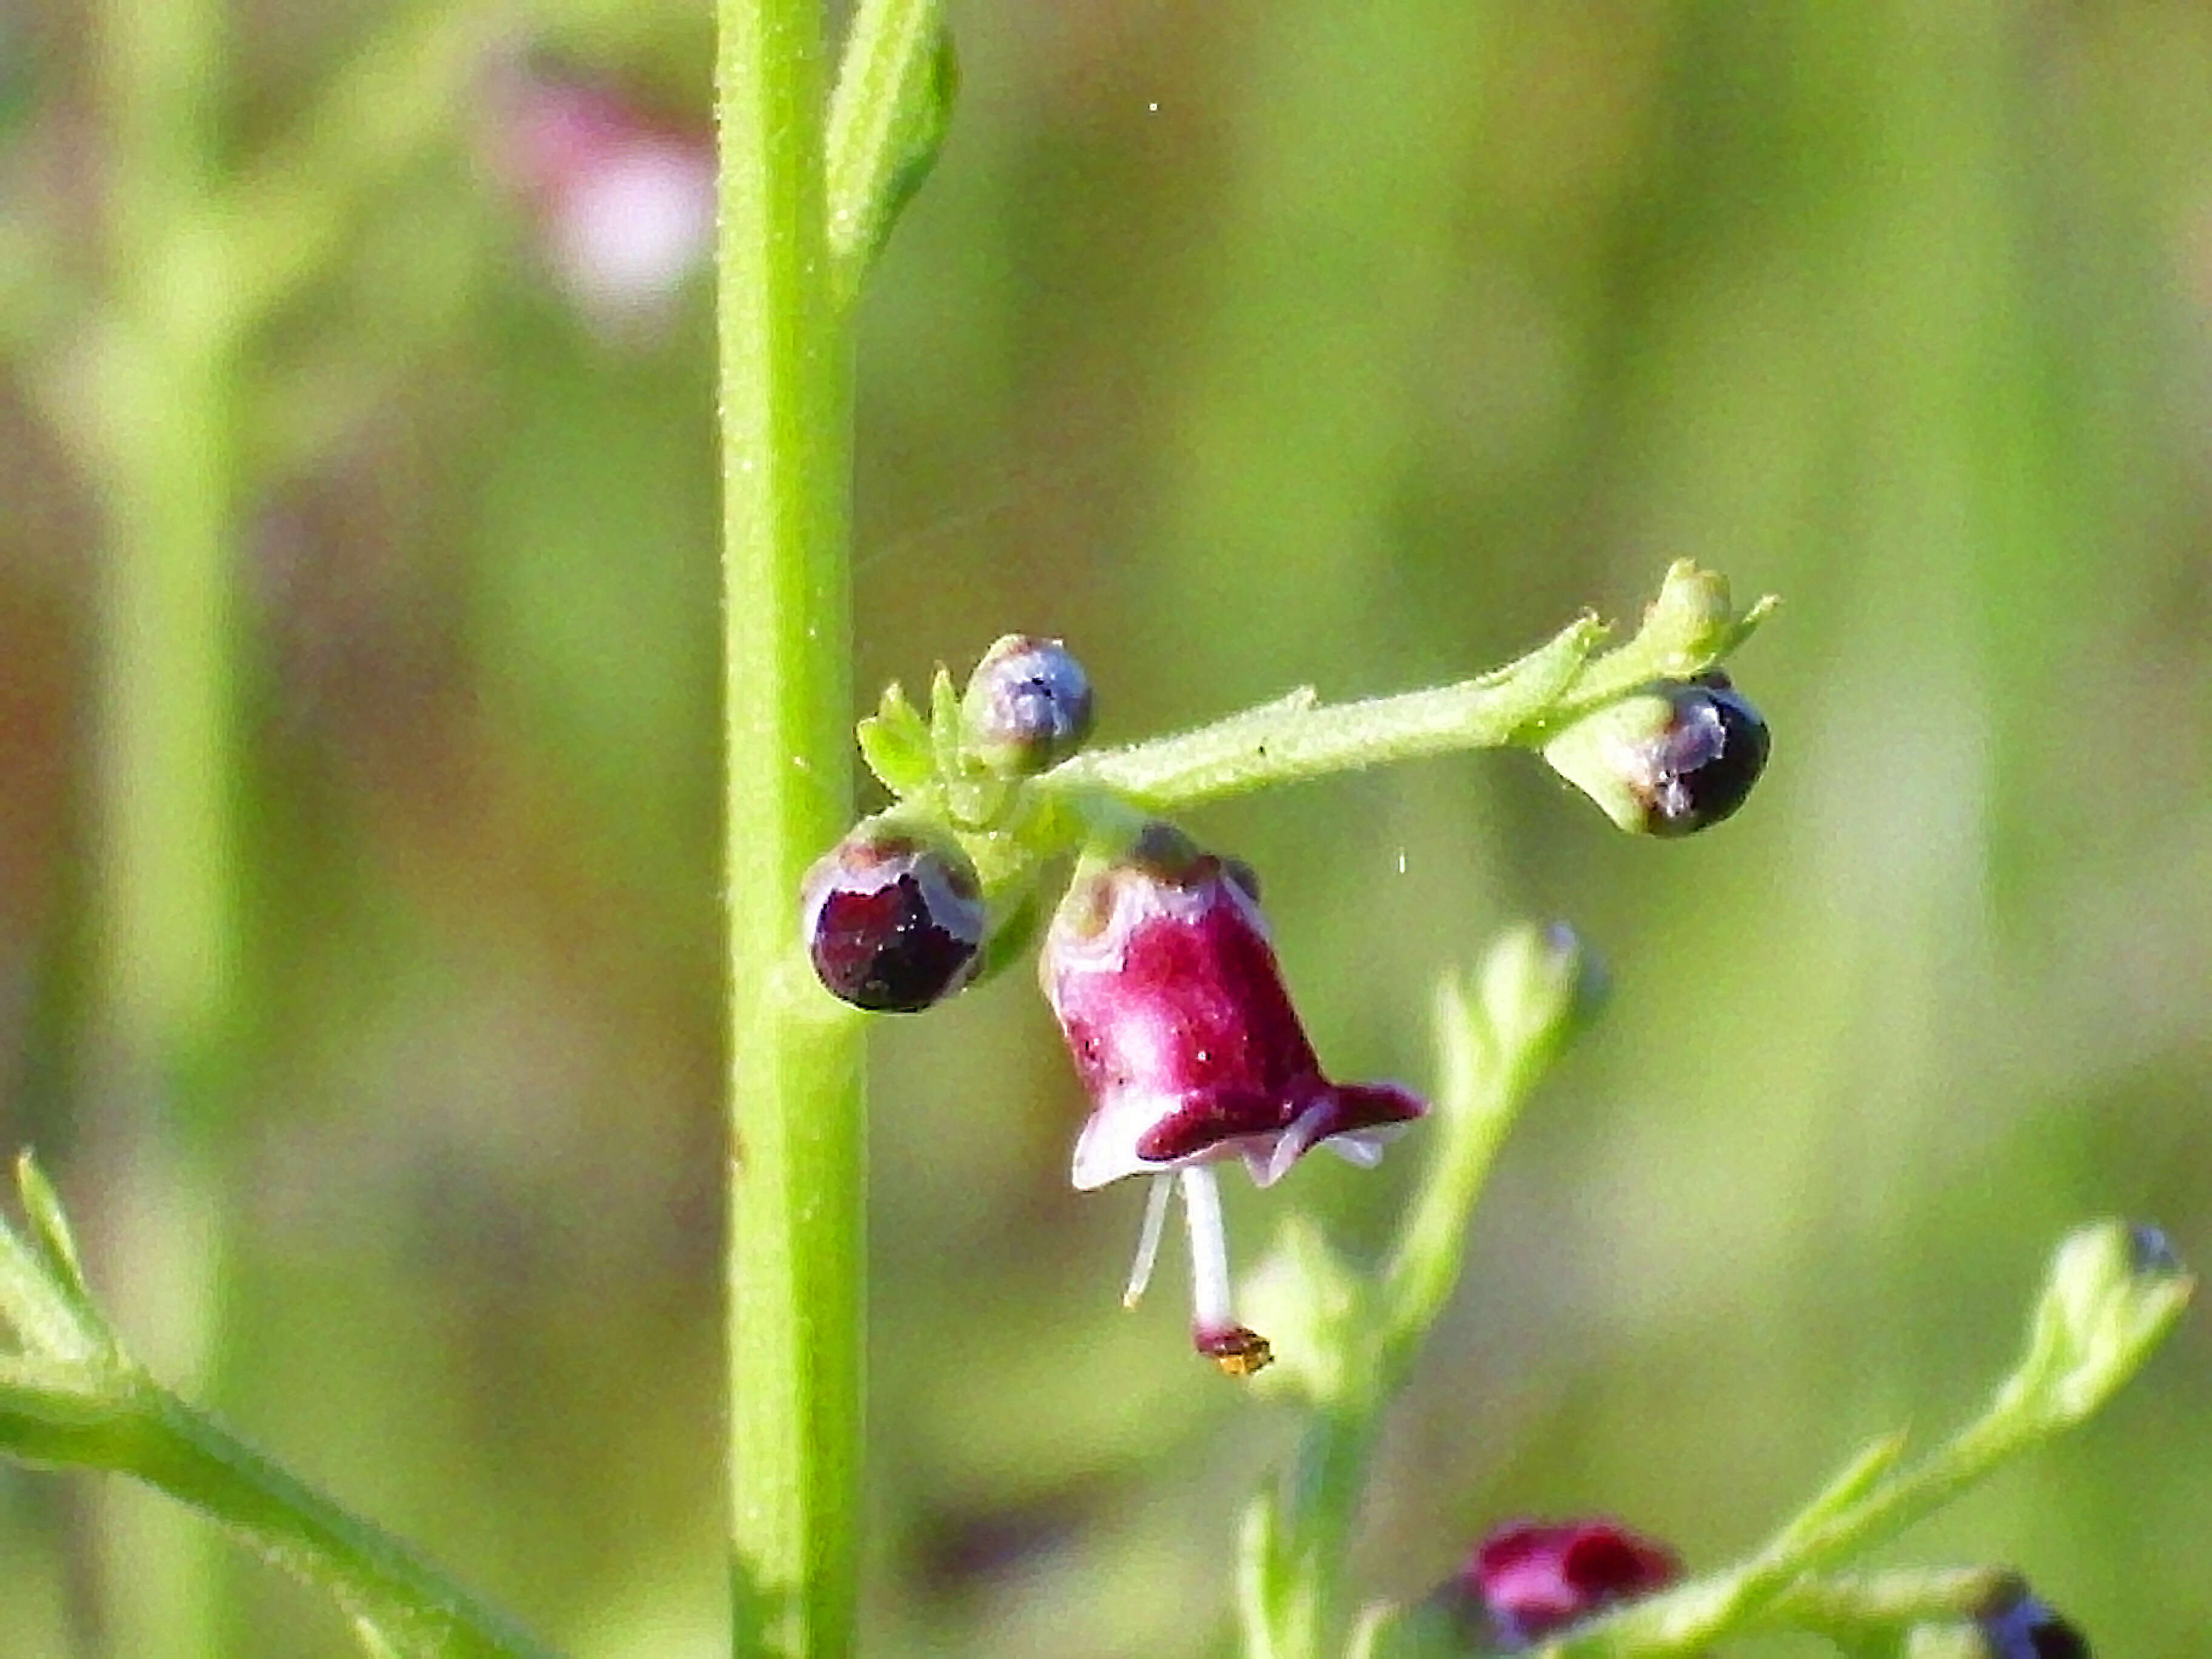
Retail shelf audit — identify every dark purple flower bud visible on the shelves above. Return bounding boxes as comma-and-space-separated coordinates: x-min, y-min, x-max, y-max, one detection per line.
1977, 1586, 2090, 1659
1543, 670, 1770, 837
1454, 1518, 1683, 1648
961, 634, 1096, 775
800, 820, 985, 1012
1041, 822, 1426, 1372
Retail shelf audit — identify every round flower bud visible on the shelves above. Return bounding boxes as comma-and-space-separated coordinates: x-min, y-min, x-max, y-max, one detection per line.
799, 820, 985, 1012
1541, 670, 1771, 837
1977, 1586, 2090, 1659
960, 634, 1095, 776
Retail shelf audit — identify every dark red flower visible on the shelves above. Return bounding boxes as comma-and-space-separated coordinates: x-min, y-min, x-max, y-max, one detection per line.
1040, 821, 1426, 1372
1461, 1518, 1683, 1647
1042, 822, 1425, 1191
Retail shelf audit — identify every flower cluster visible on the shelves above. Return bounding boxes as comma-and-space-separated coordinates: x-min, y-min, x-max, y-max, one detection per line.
801, 629, 1770, 1378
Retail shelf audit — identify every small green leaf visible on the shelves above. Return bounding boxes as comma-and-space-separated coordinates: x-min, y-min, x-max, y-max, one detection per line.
826, 0, 958, 308
869, 26, 956, 267
0, 1353, 138, 1466
0, 1213, 102, 1365
856, 680, 934, 797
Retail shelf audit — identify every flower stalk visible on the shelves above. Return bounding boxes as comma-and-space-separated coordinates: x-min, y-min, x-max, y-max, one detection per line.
1238, 928, 1598, 1659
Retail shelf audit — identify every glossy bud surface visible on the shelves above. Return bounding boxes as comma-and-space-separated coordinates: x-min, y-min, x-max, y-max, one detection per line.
1979, 1589, 2090, 1659
1543, 670, 1771, 836
800, 824, 985, 1012
961, 634, 1095, 776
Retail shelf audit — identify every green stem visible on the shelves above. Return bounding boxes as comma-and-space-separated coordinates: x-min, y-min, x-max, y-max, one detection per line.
85, 3, 240, 1650
1247, 953, 1580, 1659
1039, 619, 1600, 815
717, 2, 863, 1655
1034, 562, 1774, 815
89, 0, 237, 1081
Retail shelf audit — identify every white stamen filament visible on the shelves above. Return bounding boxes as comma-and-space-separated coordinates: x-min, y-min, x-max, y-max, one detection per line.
1179, 1165, 1236, 1335
1122, 1174, 1175, 1307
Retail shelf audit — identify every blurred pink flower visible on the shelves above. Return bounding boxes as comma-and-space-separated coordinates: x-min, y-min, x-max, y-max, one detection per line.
1458, 1518, 1682, 1647
480, 65, 714, 337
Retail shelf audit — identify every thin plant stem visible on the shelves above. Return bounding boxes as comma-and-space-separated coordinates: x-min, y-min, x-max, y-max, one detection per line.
87, 0, 241, 1649
717, 2, 865, 1656
90, 0, 237, 1081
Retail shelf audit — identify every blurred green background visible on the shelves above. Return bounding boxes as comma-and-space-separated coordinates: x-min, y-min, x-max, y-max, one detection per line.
2, 1, 2210, 1654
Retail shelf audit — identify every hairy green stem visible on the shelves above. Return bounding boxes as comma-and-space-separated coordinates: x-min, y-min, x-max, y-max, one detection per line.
1034, 563, 1773, 815
717, 2, 862, 1655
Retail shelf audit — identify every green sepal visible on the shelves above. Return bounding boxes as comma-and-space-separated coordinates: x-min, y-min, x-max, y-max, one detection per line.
856, 680, 933, 798
1544, 560, 1778, 726
926, 664, 962, 774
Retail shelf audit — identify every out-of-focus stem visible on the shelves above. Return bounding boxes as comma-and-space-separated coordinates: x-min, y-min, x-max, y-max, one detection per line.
90, 0, 237, 1079
86, 0, 240, 1650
